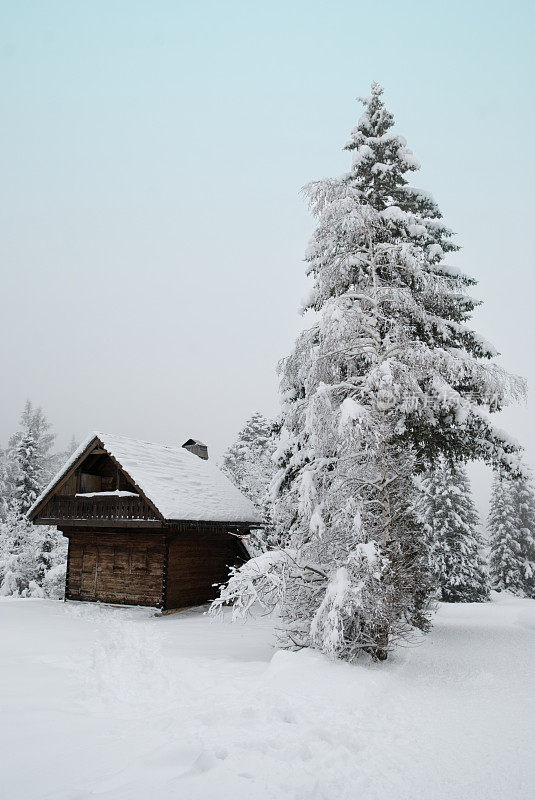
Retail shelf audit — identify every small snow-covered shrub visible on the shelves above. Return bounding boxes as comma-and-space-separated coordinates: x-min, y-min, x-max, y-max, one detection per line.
41, 563, 67, 599
24, 580, 45, 598
0, 568, 21, 597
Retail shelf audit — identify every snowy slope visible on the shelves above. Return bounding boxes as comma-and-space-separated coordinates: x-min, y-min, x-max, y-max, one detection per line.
0, 595, 534, 800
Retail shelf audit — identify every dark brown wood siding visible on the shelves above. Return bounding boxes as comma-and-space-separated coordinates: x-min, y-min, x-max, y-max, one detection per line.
164, 529, 244, 610
61, 472, 78, 496
65, 530, 166, 607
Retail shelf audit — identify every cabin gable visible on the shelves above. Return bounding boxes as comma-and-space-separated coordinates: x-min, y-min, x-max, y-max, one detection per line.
30, 438, 163, 527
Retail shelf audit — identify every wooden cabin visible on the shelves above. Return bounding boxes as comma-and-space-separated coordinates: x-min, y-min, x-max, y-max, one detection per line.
28, 432, 261, 610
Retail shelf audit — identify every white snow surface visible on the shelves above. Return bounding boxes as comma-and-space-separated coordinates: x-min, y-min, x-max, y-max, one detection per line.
1, 594, 534, 800
30, 431, 262, 524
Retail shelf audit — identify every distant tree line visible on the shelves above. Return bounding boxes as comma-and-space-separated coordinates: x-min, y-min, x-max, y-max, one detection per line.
222, 413, 535, 607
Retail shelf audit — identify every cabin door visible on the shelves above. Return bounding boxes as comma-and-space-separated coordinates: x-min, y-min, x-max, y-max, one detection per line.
80, 546, 100, 598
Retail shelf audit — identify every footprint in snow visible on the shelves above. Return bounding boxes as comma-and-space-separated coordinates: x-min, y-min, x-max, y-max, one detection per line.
175, 748, 221, 779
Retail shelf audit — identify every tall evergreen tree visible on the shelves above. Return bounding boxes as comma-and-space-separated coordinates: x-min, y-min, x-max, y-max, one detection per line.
489, 470, 535, 597
213, 85, 524, 660
422, 458, 489, 602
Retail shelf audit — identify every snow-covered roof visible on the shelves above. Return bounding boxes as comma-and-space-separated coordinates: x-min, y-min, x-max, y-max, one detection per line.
29, 431, 262, 525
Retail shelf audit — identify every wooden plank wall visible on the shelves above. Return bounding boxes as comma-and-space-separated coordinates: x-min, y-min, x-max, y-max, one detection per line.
61, 472, 79, 495
65, 530, 166, 607
52, 456, 137, 500
164, 529, 243, 610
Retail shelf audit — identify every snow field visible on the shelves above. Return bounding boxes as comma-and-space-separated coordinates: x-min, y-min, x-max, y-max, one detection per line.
0, 594, 534, 800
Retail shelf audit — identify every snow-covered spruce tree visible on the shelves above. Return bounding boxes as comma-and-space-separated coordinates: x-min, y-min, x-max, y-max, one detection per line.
212, 84, 524, 660
0, 498, 66, 599
512, 469, 535, 597
221, 412, 276, 549
14, 402, 66, 588
489, 469, 535, 597
0, 402, 67, 596
13, 401, 55, 514
0, 502, 66, 598
29, 434, 78, 591
422, 458, 489, 602
488, 474, 525, 594
0, 438, 22, 522
0, 448, 8, 521
0, 500, 39, 596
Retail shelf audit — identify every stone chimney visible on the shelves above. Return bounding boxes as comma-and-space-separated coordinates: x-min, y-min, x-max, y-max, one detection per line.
182, 438, 208, 460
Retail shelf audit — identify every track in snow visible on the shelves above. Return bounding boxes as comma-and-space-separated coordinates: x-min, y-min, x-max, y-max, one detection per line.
0, 594, 533, 800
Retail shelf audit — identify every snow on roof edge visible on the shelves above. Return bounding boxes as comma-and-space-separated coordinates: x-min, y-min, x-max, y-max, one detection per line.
94, 431, 262, 524
27, 432, 99, 519
28, 431, 263, 526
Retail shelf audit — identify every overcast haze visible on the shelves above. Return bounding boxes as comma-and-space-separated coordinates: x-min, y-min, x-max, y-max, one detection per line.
1, 0, 534, 515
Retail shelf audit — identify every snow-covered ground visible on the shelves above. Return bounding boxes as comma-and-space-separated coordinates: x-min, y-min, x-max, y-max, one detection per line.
1, 595, 534, 800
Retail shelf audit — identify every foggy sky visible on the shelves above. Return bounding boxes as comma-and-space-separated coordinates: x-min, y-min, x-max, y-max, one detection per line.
1, 0, 534, 517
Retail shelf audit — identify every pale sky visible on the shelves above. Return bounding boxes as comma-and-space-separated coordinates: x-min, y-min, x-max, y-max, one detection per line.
1, 0, 534, 516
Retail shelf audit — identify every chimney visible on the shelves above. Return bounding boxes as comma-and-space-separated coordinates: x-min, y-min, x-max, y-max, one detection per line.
182, 438, 208, 460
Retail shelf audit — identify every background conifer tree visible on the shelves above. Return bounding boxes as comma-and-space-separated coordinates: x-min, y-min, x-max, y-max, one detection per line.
489, 469, 535, 597
512, 471, 535, 596
0, 402, 67, 596
7, 401, 56, 513
221, 412, 274, 511
221, 412, 276, 550
422, 458, 489, 602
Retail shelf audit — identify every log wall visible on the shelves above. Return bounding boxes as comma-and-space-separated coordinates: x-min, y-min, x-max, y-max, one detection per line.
164, 529, 243, 610
63, 528, 247, 610
65, 530, 166, 607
